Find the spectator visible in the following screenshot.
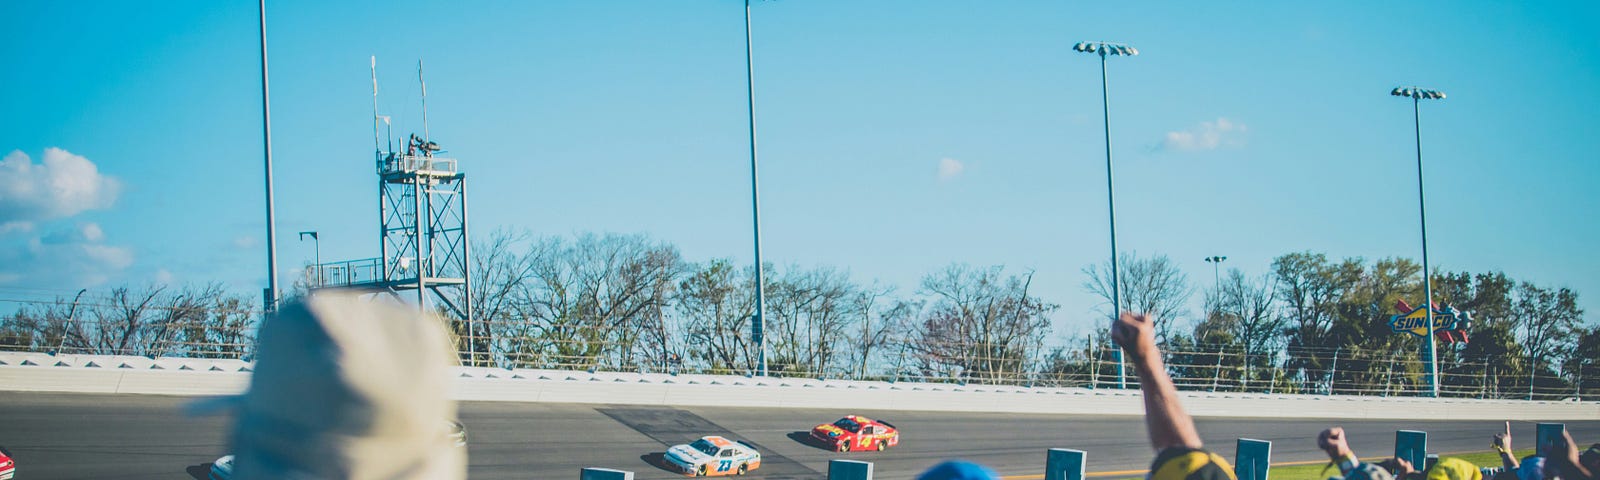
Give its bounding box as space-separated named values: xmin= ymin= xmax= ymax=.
xmin=1552 ymin=431 xmax=1596 ymax=480
xmin=1319 ymin=426 xmax=1483 ymax=480
xmin=1491 ymin=421 xmax=1549 ymax=480
xmin=1420 ymin=457 xmax=1487 ymax=480
xmin=1583 ymin=443 xmax=1600 ymax=477
xmin=1110 ymin=312 xmax=1237 ymax=480
xmin=1317 ymin=427 xmax=1395 ymax=480
xmin=916 ymin=311 xmax=1237 ymax=480
xmin=227 ymin=291 xmax=466 ymax=480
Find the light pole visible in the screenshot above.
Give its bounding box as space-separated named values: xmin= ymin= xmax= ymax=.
xmin=299 ymin=231 xmax=320 ymax=287
xmin=258 ymin=0 xmax=280 ymax=313
xmin=743 ymin=0 xmax=768 ymax=377
xmin=1075 ymin=40 xmax=1137 ymax=389
xmin=1391 ymin=85 xmax=1446 ymax=397
xmin=1204 ymin=255 xmax=1227 ymax=288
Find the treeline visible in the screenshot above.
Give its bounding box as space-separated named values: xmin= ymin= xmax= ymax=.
xmin=1049 ymin=252 xmax=1597 ymax=399
xmin=461 ymin=230 xmax=1056 ymax=385
xmin=0 ymin=283 xmax=256 ymax=359
xmin=0 ymin=231 xmax=1593 ymax=400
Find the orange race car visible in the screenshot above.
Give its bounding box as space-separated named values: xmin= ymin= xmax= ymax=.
xmin=809 ymin=415 xmax=899 ymax=452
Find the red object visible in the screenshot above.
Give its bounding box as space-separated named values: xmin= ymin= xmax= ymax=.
xmin=0 ymin=450 xmax=15 ymax=480
xmin=810 ymin=415 xmax=900 ymax=452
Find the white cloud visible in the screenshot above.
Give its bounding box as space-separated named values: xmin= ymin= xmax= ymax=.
xmin=154 ymin=268 xmax=175 ymax=284
xmin=0 ymin=148 xmax=120 ymax=228
xmin=1161 ymin=117 xmax=1248 ymax=151
xmin=0 ymin=222 xmax=134 ymax=288
xmin=233 ymin=235 xmax=259 ymax=249
xmin=937 ymin=158 xmax=965 ymax=181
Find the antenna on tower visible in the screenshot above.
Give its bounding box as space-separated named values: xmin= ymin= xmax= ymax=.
xmin=370 ymin=56 xmax=380 ymax=154
xmin=418 ymin=59 xmax=430 ymax=143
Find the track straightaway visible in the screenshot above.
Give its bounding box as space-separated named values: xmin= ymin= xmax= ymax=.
xmin=600 ymin=406 xmax=820 ymax=478
xmin=1 ymin=392 xmax=1596 ymax=480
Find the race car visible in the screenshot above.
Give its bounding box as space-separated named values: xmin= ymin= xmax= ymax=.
xmin=0 ymin=450 xmax=14 ymax=480
xmin=663 ymin=435 xmax=762 ymax=477
xmin=810 ymin=414 xmax=899 ymax=452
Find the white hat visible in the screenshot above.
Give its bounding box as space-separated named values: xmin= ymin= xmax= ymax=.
xmin=229 ymin=291 xmax=465 ymax=480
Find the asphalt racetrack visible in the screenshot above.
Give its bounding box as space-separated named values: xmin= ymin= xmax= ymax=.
xmin=2 ymin=392 xmax=1596 ymax=480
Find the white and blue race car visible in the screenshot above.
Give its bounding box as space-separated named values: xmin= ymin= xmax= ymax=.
xmin=664 ymin=435 xmax=762 ymax=477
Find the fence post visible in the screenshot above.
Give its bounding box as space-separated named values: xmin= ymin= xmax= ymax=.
xmin=1046 ymin=448 xmax=1087 ymax=480
xmin=1384 ymin=357 xmax=1396 ymax=397
xmin=1236 ymin=439 xmax=1272 ymax=480
xmin=1268 ymin=352 xmax=1279 ymax=394
xmin=1211 ymin=345 xmax=1224 ymax=392
xmin=1328 ymin=346 xmax=1340 ymax=395
xmin=829 ymin=459 xmax=873 ymax=480
xmin=1529 ymin=358 xmax=1537 ymax=400
xmin=1243 ymin=349 xmax=1253 ymax=392
xmin=1480 ymin=363 xmax=1489 ymax=399
xmin=579 ymin=467 xmax=633 ymax=480
xmin=1089 ymin=334 xmax=1100 ymax=390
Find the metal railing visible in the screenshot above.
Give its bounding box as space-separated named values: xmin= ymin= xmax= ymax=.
xmin=309 ymin=258 xmax=385 ymax=288
xmin=378 ymin=154 xmax=456 ymax=176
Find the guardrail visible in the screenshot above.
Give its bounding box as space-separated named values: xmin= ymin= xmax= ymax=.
xmin=2 ymin=352 xmax=1595 ymax=420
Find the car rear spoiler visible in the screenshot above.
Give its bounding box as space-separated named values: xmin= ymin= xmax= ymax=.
xmin=879 ymin=420 xmax=896 ymax=429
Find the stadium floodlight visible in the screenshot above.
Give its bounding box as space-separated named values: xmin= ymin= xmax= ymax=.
xmin=1204 ymin=255 xmax=1227 ymax=288
xmin=1391 ymin=85 xmax=1447 ymax=398
xmin=1074 ymin=41 xmax=1139 ymax=56
xmin=1391 ymin=87 xmax=1446 ymax=100
xmin=1074 ymin=40 xmax=1137 ymax=390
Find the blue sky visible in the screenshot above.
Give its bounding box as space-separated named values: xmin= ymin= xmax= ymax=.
xmin=3 ymin=0 xmax=1597 ymax=337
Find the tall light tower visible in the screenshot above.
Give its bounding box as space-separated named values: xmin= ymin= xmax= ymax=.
xmin=258 ymin=0 xmax=280 ymax=313
xmin=1391 ymin=85 xmax=1446 ymax=397
xmin=1204 ymin=255 xmax=1227 ymax=288
xmin=1075 ymin=40 xmax=1138 ymax=389
xmin=744 ymin=0 xmax=768 ymax=377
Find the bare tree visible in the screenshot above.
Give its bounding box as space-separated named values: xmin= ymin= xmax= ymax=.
xmin=464 ymin=228 xmax=537 ymax=366
xmin=763 ymin=265 xmax=871 ymax=376
xmin=1083 ymin=252 xmax=1193 ymax=345
xmin=83 ymin=285 xmax=168 ymax=356
xmin=850 ymin=288 xmax=918 ymax=379
xmin=912 ymin=264 xmax=1057 ymax=384
xmin=507 ymin=233 xmax=681 ymax=370
xmin=676 ymin=259 xmax=757 ymax=374
xmin=1197 ymin=269 xmax=1283 ymax=389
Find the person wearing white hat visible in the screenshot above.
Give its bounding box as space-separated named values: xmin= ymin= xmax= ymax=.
xmin=226 ymin=291 xmax=465 ymax=480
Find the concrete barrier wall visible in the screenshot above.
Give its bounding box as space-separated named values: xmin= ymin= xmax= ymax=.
xmin=2 ymin=352 xmax=1595 ymax=420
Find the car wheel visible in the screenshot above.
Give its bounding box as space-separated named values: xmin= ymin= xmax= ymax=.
xmin=837 ymin=441 xmax=850 ymax=453
xmin=738 ymin=463 xmax=748 ymax=475
xmin=698 ymin=465 xmax=707 ymax=477
xmin=876 ymin=440 xmax=886 ymax=452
